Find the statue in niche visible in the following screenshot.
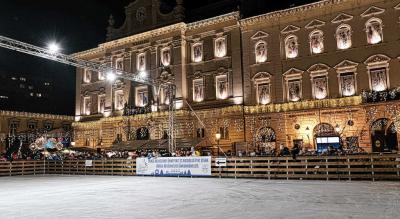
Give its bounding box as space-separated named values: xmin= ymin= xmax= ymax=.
xmin=138 ymin=55 xmax=145 ymax=71
xmin=285 ymin=37 xmax=298 ymax=58
xmin=258 ymin=84 xmax=270 ymax=104
xmin=337 ymin=26 xmax=351 ymax=49
xmin=288 ymin=80 xmax=301 ymax=101
xmin=314 ymin=77 xmax=327 ymax=99
xmin=310 ymin=32 xmax=324 ymax=54
xmin=193 ymin=44 xmax=202 ymax=62
xmin=366 ymin=21 xmax=382 ymax=44
xmin=215 ymin=38 xmax=226 ymax=58
xmin=217 ymin=77 xmax=228 ymax=99
xmin=255 ymin=42 xmax=267 ymax=63
xmin=370 ymin=68 xmax=387 ymax=92
xmin=341 ymin=75 xmax=355 ymax=96
xmin=161 ymin=49 xmax=171 ymax=66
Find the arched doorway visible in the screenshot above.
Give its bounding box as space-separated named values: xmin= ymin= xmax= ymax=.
xmin=256 ymin=127 xmax=276 ymax=152
xmin=136 ymin=127 xmax=150 ymax=140
xmin=313 ymin=123 xmax=340 ymax=152
xmin=371 ymin=118 xmax=398 ymax=152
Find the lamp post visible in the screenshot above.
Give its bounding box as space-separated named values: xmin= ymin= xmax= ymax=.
xmin=215 ymin=132 xmax=221 ymax=157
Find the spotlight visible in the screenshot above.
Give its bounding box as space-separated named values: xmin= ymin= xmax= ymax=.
xmin=106 ymin=71 xmax=116 ymax=81
xmin=47 ymin=42 xmax=60 ymax=53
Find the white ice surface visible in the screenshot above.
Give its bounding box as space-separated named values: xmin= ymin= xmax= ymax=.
xmin=0 ymin=175 xmax=399 ymax=219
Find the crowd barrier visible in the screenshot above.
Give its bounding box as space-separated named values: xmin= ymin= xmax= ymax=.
xmin=1 ymin=154 xmax=399 ymax=181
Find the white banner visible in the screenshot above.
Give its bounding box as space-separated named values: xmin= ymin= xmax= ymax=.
xmin=136 ymin=156 xmax=211 ymax=176
xmin=85 ymin=160 xmax=93 ymax=167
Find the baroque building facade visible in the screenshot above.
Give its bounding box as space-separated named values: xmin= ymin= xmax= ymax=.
xmin=73 ymin=0 xmax=400 ymax=154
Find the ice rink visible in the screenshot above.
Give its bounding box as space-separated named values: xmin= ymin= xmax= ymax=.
xmin=0 ymin=175 xmax=399 ymax=219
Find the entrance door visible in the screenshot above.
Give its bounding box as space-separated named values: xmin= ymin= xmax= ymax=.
xmin=371 ymin=119 xmax=398 ymax=152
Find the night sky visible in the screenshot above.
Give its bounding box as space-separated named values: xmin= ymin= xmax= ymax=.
xmin=0 ymin=0 xmax=317 ymax=116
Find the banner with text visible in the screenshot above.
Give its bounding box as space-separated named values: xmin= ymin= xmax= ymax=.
xmin=136 ymin=156 xmax=211 ymax=176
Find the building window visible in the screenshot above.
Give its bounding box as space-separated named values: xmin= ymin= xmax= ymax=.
xmin=339 ymin=73 xmax=356 ymax=96
xmin=336 ymin=24 xmax=352 ymax=50
xmin=83 ymin=69 xmax=91 ymax=83
xmin=83 ymin=96 xmax=91 ymax=115
xmin=160 ymin=47 xmax=171 ymax=67
xmin=215 ymin=74 xmax=228 ymax=100
xmin=364 ymin=54 xmax=390 ymax=92
xmin=252 ymin=72 xmax=272 ymax=105
xmin=20 ymin=77 xmax=26 ymax=82
xmin=193 ymin=78 xmax=204 ymax=102
xmin=257 ymin=83 xmax=271 ymax=105
xmin=284 ymin=35 xmax=299 ymax=59
xmin=98 ymin=95 xmax=106 ymax=114
xmin=36 ymin=93 xmax=42 ymax=98
xmin=313 ymin=77 xmax=328 ymax=99
xmin=369 ymin=68 xmax=388 ymax=91
xmin=191 ymin=42 xmax=203 ymax=63
xmin=115 ymin=58 xmax=124 ymax=71
xmin=287 ymin=80 xmax=301 ymax=101
xmin=308 ymin=64 xmax=330 ymax=100
xmin=334 ymin=60 xmax=358 ymax=97
xmin=114 ymin=90 xmax=125 ymax=110
xmin=160 ymin=86 xmax=171 ymax=105
xmin=197 ymin=128 xmax=205 ymax=138
xmin=137 ymin=53 xmax=146 ymax=72
xmin=44 ymin=82 xmax=51 ymax=86
xmin=219 ymin=127 xmax=229 ymax=140
xmin=283 ymin=68 xmax=303 ymax=102
xmin=309 ymin=30 xmax=324 ymax=54
xmin=255 ymin=41 xmax=267 ymax=63
xmin=214 ymin=37 xmax=227 ymax=58
xmin=135 ymin=86 xmax=148 ymax=107
xmin=366 ymin=18 xmax=383 ymax=44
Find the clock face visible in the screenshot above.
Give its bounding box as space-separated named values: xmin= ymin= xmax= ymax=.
xmin=136 ymin=7 xmax=146 ymax=22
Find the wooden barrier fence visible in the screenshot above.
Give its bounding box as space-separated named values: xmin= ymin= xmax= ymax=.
xmin=1 ymin=154 xmax=399 ymax=181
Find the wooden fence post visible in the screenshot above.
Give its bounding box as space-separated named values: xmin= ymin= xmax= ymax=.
xmin=326 ymin=158 xmax=329 ymax=181
xmin=347 ymin=158 xmax=351 ymax=181
xmin=371 ymin=156 xmax=375 ymax=182
xmin=267 ymin=159 xmax=270 ymax=180
xmin=286 ymin=158 xmax=289 ymax=180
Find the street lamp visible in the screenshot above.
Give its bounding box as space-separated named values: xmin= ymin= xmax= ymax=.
xmin=215 ymin=132 xmax=221 ymax=157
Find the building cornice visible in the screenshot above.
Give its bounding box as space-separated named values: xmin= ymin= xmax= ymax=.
xmin=72 ymin=22 xmax=187 ymax=59
xmin=240 ymin=0 xmax=346 ymax=27
xmin=0 ymin=110 xmax=74 ymax=121
xmin=187 ymin=12 xmax=240 ymax=30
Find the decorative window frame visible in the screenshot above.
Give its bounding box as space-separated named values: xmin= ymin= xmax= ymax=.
xmin=136 ymin=52 xmax=146 ymax=72
xmin=309 ymin=29 xmax=324 ymax=55
xmin=307 ymin=64 xmax=330 ymax=100
xmin=283 ymin=68 xmax=304 ymax=102
xmin=83 ymin=96 xmax=91 ymax=115
xmin=284 ymin=35 xmax=299 ymax=59
xmin=365 ymin=17 xmax=383 ymax=45
xmin=214 ymin=36 xmax=227 ymax=58
xmin=192 ymin=78 xmax=205 ymax=102
xmin=334 ymin=60 xmax=359 ymax=97
xmin=160 ymin=86 xmax=171 ymax=105
xmin=252 ymin=72 xmax=272 ymax=105
xmin=98 ymin=71 xmax=105 ymax=81
xmin=254 ymin=40 xmax=268 ymax=63
xmin=160 ymin=46 xmax=171 ymax=67
xmin=135 ymin=86 xmax=148 ymax=107
xmin=27 ymin=120 xmax=37 ymax=130
xmin=191 ymin=42 xmax=203 ymax=63
xmin=114 ymin=89 xmax=125 ymax=110
xmin=215 ymin=74 xmax=229 ymax=100
xmin=98 ymin=94 xmax=106 ymax=114
xmin=336 ymin=24 xmax=352 ymax=50
xmin=364 ymin=54 xmax=390 ymax=92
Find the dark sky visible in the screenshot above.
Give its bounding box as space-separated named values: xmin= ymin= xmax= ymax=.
xmin=0 ymin=0 xmax=317 ymax=116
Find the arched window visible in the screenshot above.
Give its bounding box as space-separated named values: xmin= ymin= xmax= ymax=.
xmin=285 ymin=35 xmax=298 ymax=59
xmin=255 ymin=41 xmax=267 ymax=63
xmin=136 ymin=127 xmax=149 ymax=140
xmin=257 ymin=127 xmax=276 ymax=143
xmin=309 ymin=30 xmax=324 ymax=54
xmin=336 ymin=24 xmax=352 ymax=49
xmin=366 ymin=18 xmax=383 ymax=44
